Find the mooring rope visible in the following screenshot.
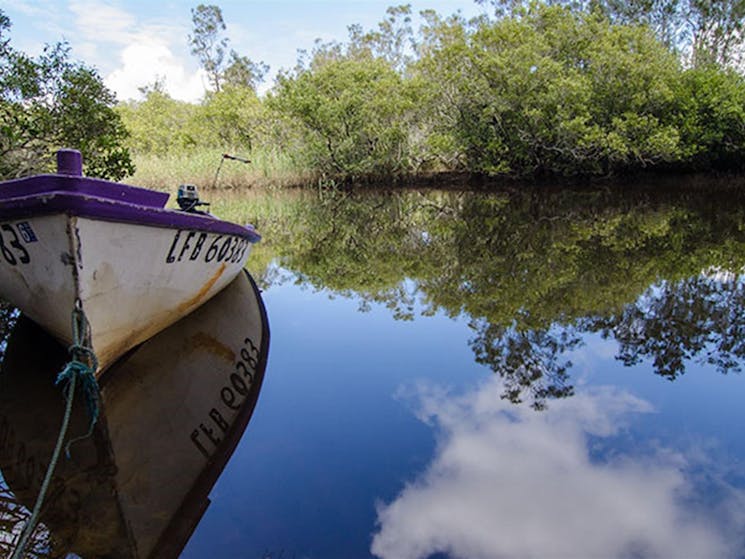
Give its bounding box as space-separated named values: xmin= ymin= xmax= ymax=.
xmin=11 ymin=304 xmax=99 ymax=559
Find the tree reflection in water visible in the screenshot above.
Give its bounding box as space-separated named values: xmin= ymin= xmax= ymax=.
xmin=470 ymin=322 xmax=580 ymax=410
xmin=0 ymin=478 xmax=52 ymax=559
xmin=588 ymin=270 xmax=745 ymax=379
xmin=4 ymin=184 xmax=745 ymax=411
xmin=230 ymin=183 xmax=745 ymax=409
xmin=0 ymin=301 xmax=17 ymax=368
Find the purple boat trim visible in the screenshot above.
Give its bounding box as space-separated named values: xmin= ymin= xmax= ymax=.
xmin=0 ymin=174 xmax=168 ymax=208
xmin=0 ymin=150 xmax=260 ymax=242
xmin=0 ymin=191 xmax=261 ymax=242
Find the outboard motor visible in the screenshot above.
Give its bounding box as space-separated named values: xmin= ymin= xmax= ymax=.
xmin=177 ymin=184 xmax=210 ymax=213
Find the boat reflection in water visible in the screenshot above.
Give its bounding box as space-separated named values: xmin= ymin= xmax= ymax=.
xmin=0 ymin=269 xmax=269 ymax=558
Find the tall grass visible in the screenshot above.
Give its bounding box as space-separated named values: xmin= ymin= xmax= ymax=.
xmin=127 ymin=147 xmax=317 ymax=191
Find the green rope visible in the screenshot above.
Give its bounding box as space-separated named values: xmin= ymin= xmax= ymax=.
xmin=62 ymin=303 xmax=100 ymax=455
xmin=11 ymin=305 xmax=99 ymax=559
xmin=56 ymin=357 xmax=99 ymax=458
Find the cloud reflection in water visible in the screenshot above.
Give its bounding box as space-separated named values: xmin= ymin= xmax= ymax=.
xmin=372 ymin=379 xmax=745 ymax=559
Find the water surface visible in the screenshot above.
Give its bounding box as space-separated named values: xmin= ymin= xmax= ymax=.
xmin=7 ymin=184 xmax=745 ymax=558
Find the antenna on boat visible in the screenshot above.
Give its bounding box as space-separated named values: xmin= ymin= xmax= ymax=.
xmin=212 ymin=153 xmax=251 ymax=189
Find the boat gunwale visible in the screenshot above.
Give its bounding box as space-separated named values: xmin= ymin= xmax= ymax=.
xmin=0 ymin=172 xmax=168 ymax=207
xmin=0 ymin=190 xmax=261 ymax=241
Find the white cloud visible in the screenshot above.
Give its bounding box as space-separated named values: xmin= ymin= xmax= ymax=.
xmin=61 ymin=0 xmax=205 ymax=102
xmin=105 ymin=41 xmax=206 ymax=102
xmin=372 ymin=379 xmax=745 ymax=559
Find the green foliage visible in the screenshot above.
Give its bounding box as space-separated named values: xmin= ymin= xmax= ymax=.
xmin=128 ymin=147 xmax=310 ymax=190
xmin=222 ymin=53 xmax=269 ymax=91
xmin=685 ymin=0 xmax=745 ymax=68
xmin=674 ymin=66 xmax=745 ymax=170
xmin=197 ymin=85 xmax=266 ymax=150
xmin=480 ymin=0 xmax=745 ymax=69
xmin=0 ymin=10 xmax=132 ymax=180
xmin=118 ymin=2 xmax=745 ymax=182
xmin=415 ymin=5 xmax=683 ymax=177
xmin=270 ymin=53 xmax=415 ymax=179
xmin=116 ymin=86 xmax=199 ymax=155
xmin=347 ymin=5 xmax=415 ymax=72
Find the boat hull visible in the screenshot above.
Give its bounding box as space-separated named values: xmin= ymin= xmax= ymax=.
xmin=0 ymin=213 xmax=254 ymax=372
xmin=0 ymin=269 xmax=270 ymax=558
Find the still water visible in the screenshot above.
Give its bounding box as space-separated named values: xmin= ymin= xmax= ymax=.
xmin=5 ymin=184 xmax=745 ymax=558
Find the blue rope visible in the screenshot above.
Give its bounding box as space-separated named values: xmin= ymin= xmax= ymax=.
xmin=56 ymin=356 xmax=99 ymax=458
xmin=11 ymin=306 xmax=99 ymax=558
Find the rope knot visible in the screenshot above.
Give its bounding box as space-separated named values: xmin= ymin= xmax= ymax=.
xmin=55 ymin=358 xmax=100 ymax=429
xmin=56 ymin=306 xmax=101 ymax=457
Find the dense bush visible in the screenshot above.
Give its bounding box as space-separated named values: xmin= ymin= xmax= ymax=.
xmin=415 ymin=6 xmax=686 ymax=177
xmin=674 ymin=66 xmax=745 ymax=171
xmin=269 ymin=55 xmax=415 ymax=179
xmin=117 ymin=2 xmax=745 ymax=183
xmin=116 ymin=86 xmax=199 ymax=155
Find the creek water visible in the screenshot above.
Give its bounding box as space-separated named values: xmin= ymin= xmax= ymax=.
xmin=4 ymin=183 xmax=745 ymax=558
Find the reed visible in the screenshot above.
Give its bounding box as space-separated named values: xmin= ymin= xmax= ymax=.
xmin=127 ymin=148 xmax=316 ymax=191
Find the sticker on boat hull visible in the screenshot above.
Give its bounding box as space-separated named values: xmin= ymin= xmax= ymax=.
xmin=16 ymin=222 xmax=38 ymax=243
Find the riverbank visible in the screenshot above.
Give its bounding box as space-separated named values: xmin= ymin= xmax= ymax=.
xmin=128 ymin=151 xmax=745 ymax=194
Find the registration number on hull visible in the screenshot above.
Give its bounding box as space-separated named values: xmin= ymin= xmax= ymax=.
xmin=165 ymin=230 xmax=249 ymax=265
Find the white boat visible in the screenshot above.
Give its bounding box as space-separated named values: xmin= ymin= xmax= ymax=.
xmin=0 ymin=149 xmax=260 ymax=374
xmin=0 ymin=269 xmax=270 ymax=558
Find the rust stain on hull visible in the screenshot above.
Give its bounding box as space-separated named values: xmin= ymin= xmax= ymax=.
xmin=188 ymin=332 xmax=236 ymax=363
xmin=177 ymin=263 xmax=227 ymax=316
xmin=95 ymin=264 xmax=230 ymax=377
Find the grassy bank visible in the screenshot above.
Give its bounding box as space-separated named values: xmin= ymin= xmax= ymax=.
xmin=127 ymin=148 xmax=317 ymax=191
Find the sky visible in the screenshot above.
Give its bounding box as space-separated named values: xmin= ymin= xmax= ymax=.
xmin=3 ymin=0 xmax=486 ymax=102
